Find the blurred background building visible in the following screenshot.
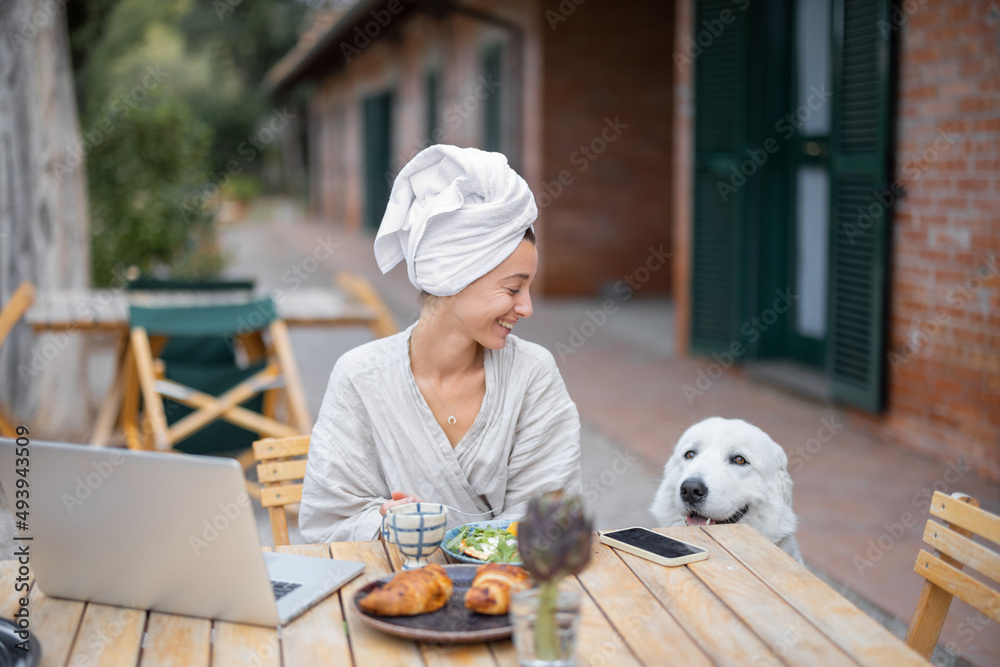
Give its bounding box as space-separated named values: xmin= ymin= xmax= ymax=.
xmin=265 ymin=0 xmax=999 ymax=483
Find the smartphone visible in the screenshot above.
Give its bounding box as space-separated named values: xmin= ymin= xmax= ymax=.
xmin=599 ymin=527 xmax=709 ymax=567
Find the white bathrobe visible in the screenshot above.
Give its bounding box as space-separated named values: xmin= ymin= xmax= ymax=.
xmin=299 ymin=325 xmax=582 ymax=543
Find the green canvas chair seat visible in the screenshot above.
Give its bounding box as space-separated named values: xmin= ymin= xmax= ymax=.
xmin=128 ymin=297 xmax=310 ymax=453
xmin=126 ymin=276 xmax=255 ymax=366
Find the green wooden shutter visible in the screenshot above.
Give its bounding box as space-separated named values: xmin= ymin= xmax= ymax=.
xmin=689 ymin=0 xmax=750 ymax=353
xmin=363 ymin=91 xmax=394 ymax=231
xmin=482 ymin=44 xmax=503 ymax=153
xmin=827 ymin=0 xmax=893 ymax=412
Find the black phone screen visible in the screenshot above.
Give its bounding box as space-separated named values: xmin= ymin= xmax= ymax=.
xmin=604 ymin=528 xmax=704 ymax=558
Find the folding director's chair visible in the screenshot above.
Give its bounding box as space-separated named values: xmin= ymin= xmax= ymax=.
xmin=127 ymin=297 xmax=310 ymax=454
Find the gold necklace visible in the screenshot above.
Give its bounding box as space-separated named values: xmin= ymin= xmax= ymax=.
xmin=409 ymin=338 xmax=479 ymax=425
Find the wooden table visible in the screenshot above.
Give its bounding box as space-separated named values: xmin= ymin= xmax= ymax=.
xmin=23 ymin=283 xmax=393 ymax=446
xmin=0 ymin=525 xmax=929 ymax=666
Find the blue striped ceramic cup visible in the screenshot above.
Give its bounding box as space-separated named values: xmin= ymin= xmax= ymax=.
xmin=381 ymin=503 xmax=448 ymax=570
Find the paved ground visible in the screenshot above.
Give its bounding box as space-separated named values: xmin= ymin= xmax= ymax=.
xmin=1 ymin=199 xmax=996 ymax=664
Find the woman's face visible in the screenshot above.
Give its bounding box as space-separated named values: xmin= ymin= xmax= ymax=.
xmin=448 ymin=239 xmax=537 ymax=349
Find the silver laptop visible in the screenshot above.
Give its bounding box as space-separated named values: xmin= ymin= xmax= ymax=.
xmin=0 ymin=438 xmax=363 ymax=626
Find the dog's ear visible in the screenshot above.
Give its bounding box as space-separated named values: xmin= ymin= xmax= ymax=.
xmin=768 ymin=441 xmax=794 ymax=506
xmin=774 ymin=468 xmax=794 ymax=507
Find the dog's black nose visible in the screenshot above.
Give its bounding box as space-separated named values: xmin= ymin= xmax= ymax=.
xmin=680 ymin=478 xmax=708 ymax=503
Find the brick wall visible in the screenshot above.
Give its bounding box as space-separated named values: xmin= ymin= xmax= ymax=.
xmin=539 ymin=0 xmax=674 ymax=297
xmin=853 ymin=0 xmax=1000 ymax=481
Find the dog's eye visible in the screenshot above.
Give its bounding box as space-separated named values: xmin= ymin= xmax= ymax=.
xmin=731 ymin=455 xmax=749 ymax=466
xmin=684 ymin=450 xmax=696 ymax=459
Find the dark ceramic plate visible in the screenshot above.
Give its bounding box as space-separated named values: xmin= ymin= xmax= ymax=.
xmin=352 ymin=564 xmax=512 ymax=643
xmin=0 ymin=617 xmax=41 ymax=667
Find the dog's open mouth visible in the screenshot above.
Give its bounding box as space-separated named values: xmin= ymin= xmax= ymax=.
xmin=685 ymin=505 xmax=749 ymax=526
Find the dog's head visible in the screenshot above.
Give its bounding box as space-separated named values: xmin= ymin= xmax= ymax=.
xmin=649 ymin=417 xmax=797 ymax=544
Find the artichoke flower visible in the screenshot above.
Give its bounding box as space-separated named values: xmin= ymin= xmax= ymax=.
xmin=517 ymin=491 xmax=593 ymax=661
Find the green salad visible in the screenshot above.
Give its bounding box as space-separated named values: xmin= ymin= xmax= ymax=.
xmin=446 ymin=524 xmax=520 ymax=563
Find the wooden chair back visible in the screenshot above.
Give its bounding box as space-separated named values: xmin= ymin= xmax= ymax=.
xmin=253 ymin=434 xmax=310 ymax=547
xmin=0 ymin=282 xmax=36 ymax=436
xmin=905 ymin=491 xmax=1000 ymax=658
xmin=337 ymin=271 xmax=398 ymax=338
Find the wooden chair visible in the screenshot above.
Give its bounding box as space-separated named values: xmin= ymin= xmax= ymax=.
xmin=337 ymin=271 xmax=398 ymax=338
xmin=905 ymin=491 xmax=1000 ymax=659
xmin=253 ymin=434 xmax=310 ymax=547
xmin=129 ymin=297 xmax=311 ymax=452
xmin=0 ymin=281 xmax=36 ymax=436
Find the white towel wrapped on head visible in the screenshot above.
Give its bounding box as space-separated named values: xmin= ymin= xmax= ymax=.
xmin=374 ymin=144 xmax=537 ymax=296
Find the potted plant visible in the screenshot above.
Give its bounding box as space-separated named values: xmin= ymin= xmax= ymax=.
xmin=514 ymin=490 xmax=593 ymax=665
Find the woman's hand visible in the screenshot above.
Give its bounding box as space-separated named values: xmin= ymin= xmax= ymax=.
xmin=379 ymin=490 xmax=424 ymax=515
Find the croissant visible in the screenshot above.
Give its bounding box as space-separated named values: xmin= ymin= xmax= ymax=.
xmin=464 ymin=563 xmax=532 ymax=615
xmin=359 ymin=563 xmax=454 ymax=616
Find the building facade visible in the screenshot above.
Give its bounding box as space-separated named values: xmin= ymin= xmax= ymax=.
xmin=269 ymin=0 xmax=998 ymax=481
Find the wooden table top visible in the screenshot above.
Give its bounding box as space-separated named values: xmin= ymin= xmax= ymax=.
xmin=0 ymin=525 xmax=929 ymax=666
xmin=24 ymin=287 xmax=378 ymax=332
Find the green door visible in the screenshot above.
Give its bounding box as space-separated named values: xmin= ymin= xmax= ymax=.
xmin=690 ymin=0 xmax=893 ymax=412
xmin=363 ymin=91 xmax=394 ymax=231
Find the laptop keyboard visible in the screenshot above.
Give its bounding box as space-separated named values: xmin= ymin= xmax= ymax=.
xmin=271 ymin=580 xmax=302 ymax=600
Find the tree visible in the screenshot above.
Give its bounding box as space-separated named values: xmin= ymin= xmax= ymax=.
xmin=0 ymin=0 xmax=92 ymax=432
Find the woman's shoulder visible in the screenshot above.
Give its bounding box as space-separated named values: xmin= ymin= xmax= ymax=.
xmin=332 ymin=330 xmax=407 ymax=381
xmin=498 ymin=335 xmax=560 ymax=374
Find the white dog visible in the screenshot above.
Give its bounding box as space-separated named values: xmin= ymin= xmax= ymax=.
xmin=649 ymin=417 xmax=802 ymax=562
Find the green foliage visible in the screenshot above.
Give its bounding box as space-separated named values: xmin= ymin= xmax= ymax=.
xmin=67 ymin=0 xmax=313 ymax=285
xmin=87 ymin=92 xmax=219 ymax=286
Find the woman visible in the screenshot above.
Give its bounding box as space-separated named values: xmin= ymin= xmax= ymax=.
xmin=299 ymin=145 xmax=582 ymax=543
